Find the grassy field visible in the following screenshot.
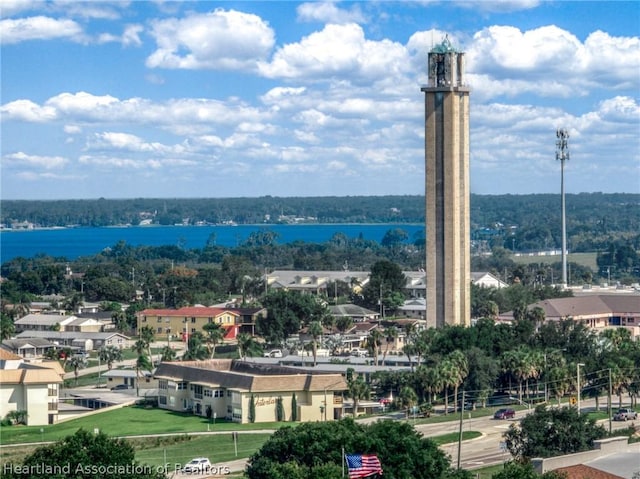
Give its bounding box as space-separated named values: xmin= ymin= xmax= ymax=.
xmin=511 ymin=252 xmax=598 ymax=271
xmin=0 ymin=405 xmax=492 ymax=473
xmin=133 ymin=433 xmax=272 ymax=468
xmin=0 ymin=406 xmax=283 ymax=445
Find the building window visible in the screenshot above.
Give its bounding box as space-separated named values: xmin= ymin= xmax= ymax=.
xmin=177 ymin=382 xmax=188 ymax=390
xmin=159 ymin=380 xmax=168 ymax=390
xmin=157 ymin=327 xmax=163 ymax=333
xmin=142 ymin=317 xmax=147 ymax=322
xmin=157 ymin=317 xmax=162 ymax=322
xmin=204 ymin=389 xmax=212 ymax=397
xmin=193 ymin=385 xmax=203 ymax=399
xmin=48 ymin=384 xmax=58 ymax=396
xmin=191 ymin=317 xmax=196 ymax=323
xmin=159 ymin=396 xmax=167 ymax=405
xmin=191 ymin=328 xmax=196 ymax=333
xmin=208 ymin=317 xmax=213 ymax=323
xmin=48 ymin=401 xmax=58 ymax=411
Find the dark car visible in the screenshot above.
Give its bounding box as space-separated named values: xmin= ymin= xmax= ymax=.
xmin=494 ymin=408 xmax=516 ymax=419
xmin=110 ymin=384 xmax=130 ymax=391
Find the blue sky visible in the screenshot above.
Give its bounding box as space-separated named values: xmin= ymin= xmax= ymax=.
xmin=1 ymin=1 xmax=639 ymax=199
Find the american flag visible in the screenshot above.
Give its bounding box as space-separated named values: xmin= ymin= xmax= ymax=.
xmin=345 ymin=454 xmax=383 ymax=478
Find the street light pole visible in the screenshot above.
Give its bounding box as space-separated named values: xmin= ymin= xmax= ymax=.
xmin=577 ymin=363 xmax=585 ymax=414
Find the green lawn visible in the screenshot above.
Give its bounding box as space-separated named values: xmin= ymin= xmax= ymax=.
xmin=0 ymin=406 xmax=282 ymax=445
xmin=133 ymin=433 xmax=271 ymax=468
xmin=511 ymin=251 xmax=598 ymax=271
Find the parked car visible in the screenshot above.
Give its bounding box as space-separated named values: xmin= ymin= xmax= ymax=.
xmin=263 ymin=349 xmax=283 ymax=358
xmin=613 ymin=408 xmax=638 ymax=421
xmin=110 ymin=384 xmax=130 ymax=391
xmin=182 ymin=457 xmax=212 ymax=473
xmin=493 ymin=408 xmax=516 ymax=420
xmin=350 ymin=348 xmax=368 ymax=357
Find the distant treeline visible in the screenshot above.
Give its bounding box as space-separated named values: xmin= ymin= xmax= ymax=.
xmin=2 ymin=193 xmax=638 ymax=230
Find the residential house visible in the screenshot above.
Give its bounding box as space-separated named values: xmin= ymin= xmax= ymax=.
xmin=1 ymin=338 xmax=58 ymax=358
xmin=154 ymin=359 xmax=347 ymax=423
xmin=14 ymin=314 xmax=76 ymax=333
xmin=16 ymin=331 xmax=131 ymax=352
xmin=0 ymin=349 xmax=63 ymax=425
xmin=266 ymin=270 xmax=370 ymax=296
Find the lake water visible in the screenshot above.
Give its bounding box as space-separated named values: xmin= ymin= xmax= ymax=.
xmin=0 ymin=224 xmax=424 ymax=263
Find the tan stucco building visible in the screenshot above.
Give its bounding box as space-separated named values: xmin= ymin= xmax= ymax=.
xmin=0 ymin=349 xmax=63 ymax=425
xmin=138 ymin=307 xmax=241 ymax=341
xmin=154 ymin=359 xmax=347 ymax=424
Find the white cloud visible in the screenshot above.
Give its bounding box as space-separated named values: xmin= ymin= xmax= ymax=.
xmin=97 ymin=24 xmax=143 ymax=46
xmin=0 ymin=15 xmax=84 ymax=44
xmin=0 ymin=99 xmax=58 ymax=122
xmin=2 ymin=152 xmax=68 ymax=169
xmin=146 ymin=9 xmax=275 ymax=70
xmin=0 ymin=0 xmax=35 ymax=16
xmin=467 ymin=25 xmax=640 ymax=95
xmin=296 ymin=2 xmax=365 ymax=24
xmin=258 ymin=23 xmax=410 ymax=82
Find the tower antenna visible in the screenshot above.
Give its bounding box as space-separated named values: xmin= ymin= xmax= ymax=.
xmin=556 ymin=128 xmax=570 ymax=289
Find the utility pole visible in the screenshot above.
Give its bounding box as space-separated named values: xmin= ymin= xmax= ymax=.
xmin=556 ymin=129 xmax=570 ymax=289
xmin=608 ymin=368 xmax=612 ymax=433
xmin=577 ymin=363 xmax=585 ymax=414
xmin=457 ymin=390 xmax=465 ymax=470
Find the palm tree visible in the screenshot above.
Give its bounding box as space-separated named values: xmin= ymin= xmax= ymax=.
xmin=203 ymin=322 xmax=225 ymax=359
xmin=308 ymin=320 xmax=323 ymax=366
xmin=0 ymin=313 xmax=15 ymax=340
xmin=347 ymin=376 xmax=369 ymax=418
xmin=382 ymin=326 xmax=398 ymax=364
xmin=183 ymin=331 xmax=209 ymax=360
xmin=67 ymin=356 xmax=87 ymax=386
xmin=366 ymin=329 xmax=383 ymax=366
xmin=236 ymin=333 xmax=261 ymax=360
xmin=134 ymin=353 xmax=152 ymax=396
xmin=98 ymin=345 xmax=123 ymax=370
xmin=139 ymin=325 xmax=155 ymax=364
xmin=438 ymin=359 xmax=457 ymax=415
xmin=160 ymin=345 xmax=177 ymax=362
xmin=397 ymin=385 xmax=419 ymax=418
xmin=446 ymin=350 xmax=469 ymax=412
xmin=417 ymin=365 xmax=443 ymax=405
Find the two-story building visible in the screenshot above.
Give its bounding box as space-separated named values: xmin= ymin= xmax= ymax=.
xmin=0 ymin=349 xmax=63 ymax=425
xmin=154 ymin=359 xmax=346 ymax=423
xmin=137 ymin=307 xmax=240 ymax=341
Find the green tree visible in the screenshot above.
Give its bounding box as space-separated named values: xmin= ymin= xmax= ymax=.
xmin=366 ymin=328 xmax=383 ymax=366
xmin=98 ymin=345 xmax=123 ymax=370
xmin=0 ymin=312 xmax=15 ymax=340
xmin=237 ymin=332 xmax=261 ymax=360
xmin=159 ymin=345 xmax=176 ymax=362
xmin=249 ymin=394 xmax=256 ymax=423
xmin=491 ymin=461 xmax=567 ymax=479
xmin=134 ymin=354 xmax=152 ymax=397
xmin=203 ymin=322 xmax=225 ymax=359
xmin=67 ymin=356 xmax=87 ymax=386
xmin=3 ymin=428 xmax=166 ymax=479
xmin=139 ymin=325 xmax=155 ymax=365
xmin=381 ymin=326 xmax=399 ymax=364
xmin=182 ymin=331 xmax=209 ymax=360
xmin=291 ymin=393 xmax=298 ymax=421
xmin=246 ymin=419 xmax=472 ymax=479
xmin=347 ymin=375 xmax=369 ymax=418
xmin=397 ymin=385 xmax=419 ymax=417
xmin=307 ymin=320 xmax=323 ymax=366
xmin=504 ymin=405 xmax=607 ymax=460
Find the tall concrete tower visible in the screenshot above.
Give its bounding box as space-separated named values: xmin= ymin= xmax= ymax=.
xmin=421 ymin=37 xmax=471 ymax=328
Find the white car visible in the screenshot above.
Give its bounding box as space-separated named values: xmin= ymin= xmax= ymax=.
xmin=263 ymin=349 xmax=283 ymax=358
xmin=181 ymin=457 xmax=211 ymax=473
